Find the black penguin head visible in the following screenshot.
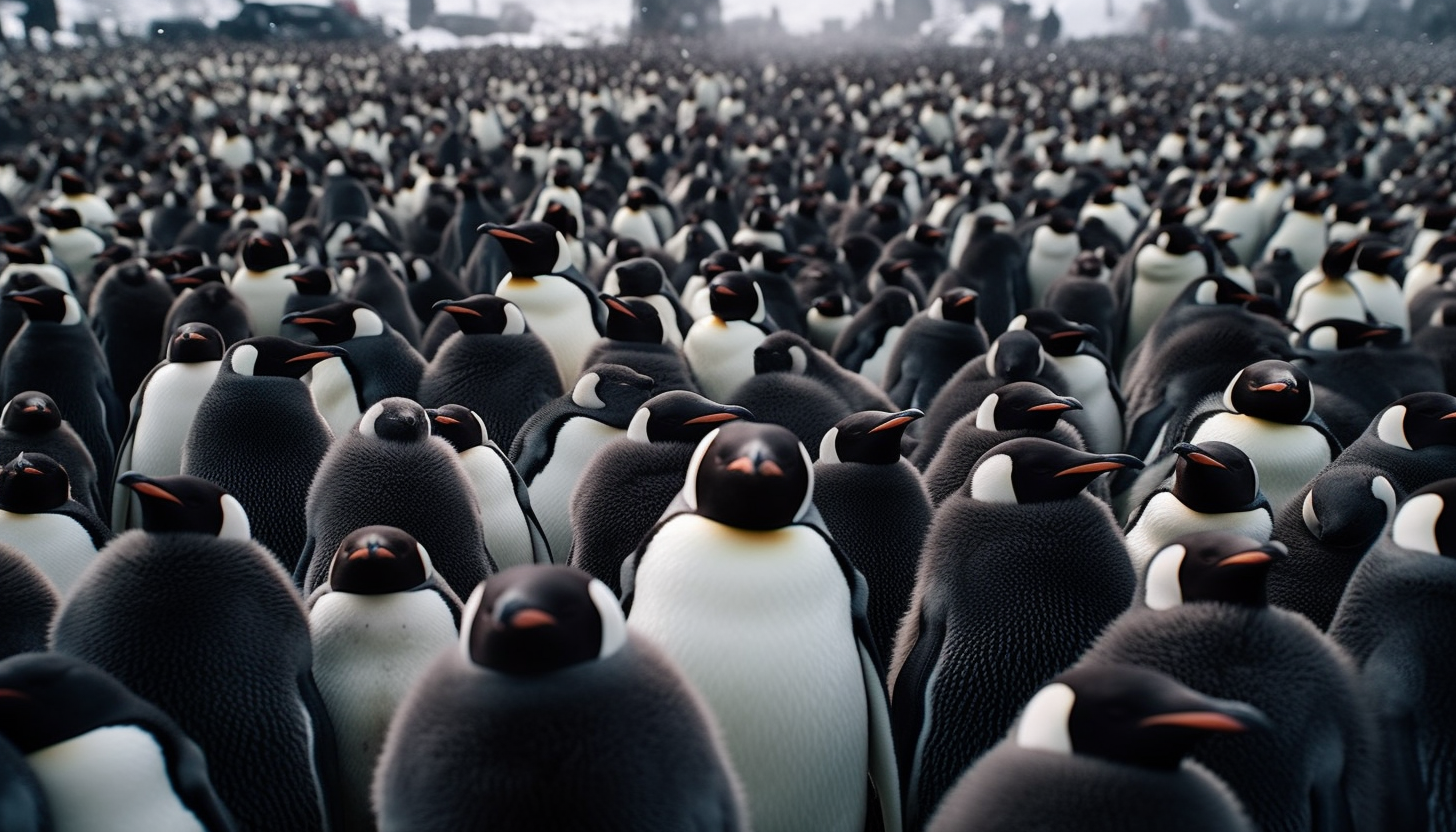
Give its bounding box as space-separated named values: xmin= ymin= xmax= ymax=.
xmin=99 ymin=260 xmax=153 ymax=288
xmin=1390 ymin=478 xmax=1456 ymax=557
xmin=223 ymin=337 xmax=346 ymax=380
xmin=811 ymin=293 xmax=851 ymax=319
xmin=928 ymin=288 xmax=978 ymax=324
xmin=1171 ymin=441 xmax=1261 ymax=513
xmin=909 ymin=223 xmax=946 ymax=246
xmin=461 ymin=565 xmax=626 ymax=675
xmin=974 ymin=382 xmax=1082 ymax=432
xmin=570 ymin=364 xmax=655 ymax=416
xmin=0 ymin=453 xmax=69 ymax=513
xmin=167 ymin=265 xmax=227 ymax=294
xmin=627 ymin=391 xmax=752 ymax=444
xmin=4 ymin=286 xmax=82 ymax=325
xmin=286 ymin=266 xmax=336 ymax=296
xmin=1144 ymin=531 xmax=1286 ymax=610
xmin=477 ymin=221 xmax=572 ymax=277
xmin=165 ymin=322 xmax=226 ymax=363
xmin=328 ymin=526 xmax=434 ymax=595
xmin=0 ymin=653 xmax=177 ymax=754
xmin=239 ymin=232 xmax=293 ymax=273
xmin=358 ymin=398 xmax=429 ymax=442
xmin=1188 ymin=274 xmax=1258 ymax=306
xmin=432 ymin=295 xmax=527 ymax=335
xmin=819 ymin=409 xmax=922 ymax=465
xmin=685 ymin=421 xmax=813 ymax=530
xmin=427 ymin=404 xmax=488 ymax=450
xmin=1298 ymin=318 xmax=1402 ymax=351
xmin=968 ymin=437 xmax=1142 ymax=504
xmin=282 ymin=301 xmax=386 ymax=344
xmin=1222 ymin=360 xmax=1312 ymax=424
xmin=750 ymin=248 xmax=796 ymax=274
xmin=1046 ymin=208 xmax=1078 ymax=235
xmin=612 ymin=237 xmax=647 ymax=262
xmin=1355 ymin=244 xmax=1402 ymax=276
xmin=870 ymin=286 xmax=919 ymax=325
xmin=118 ymin=472 xmax=251 ymax=539
xmin=39 ymin=207 xmax=83 ymax=230
xmin=1151 ymin=224 xmax=1203 ymax=256
xmin=601 ymin=294 xmax=665 ymax=344
xmin=609 ymin=257 xmax=668 ymax=296
xmin=1374 ymin=392 xmax=1456 ymax=450
xmin=1015 ymin=664 xmax=1268 ymax=771
xmin=707 ymin=272 xmax=766 ymax=323
xmin=1301 ymin=468 xmax=1396 ymax=548
xmin=699 ymin=250 xmax=745 ymax=280
xmin=1008 ymin=309 xmax=1097 ymax=357
xmin=1429 ymin=301 xmax=1456 ymax=329
xmin=0 ymin=392 xmax=61 ymax=434
xmin=1318 ymin=240 xmax=1360 ymax=279
xmin=985 ymin=330 xmax=1047 ymax=380
xmin=56 ymin=168 xmax=86 ymax=195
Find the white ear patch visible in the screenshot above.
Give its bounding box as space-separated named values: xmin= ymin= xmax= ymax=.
xmin=682 ymin=428 xmax=721 ymax=511
xmin=1144 ymin=543 xmax=1188 ymax=610
xmin=970 ymin=453 xmax=1017 ymax=504
xmin=1221 ymin=373 xmax=1240 ymax=414
xmin=459 ymin=582 xmax=488 ymax=665
xmin=572 ymin=373 xmax=605 ymax=410
xmin=789 ymin=346 xmax=809 ymax=374
xmin=1377 ymin=405 xmax=1411 ymax=450
xmin=218 ymin=494 xmax=252 ymax=541
xmin=1393 ymin=492 xmax=1444 ymax=555
xmin=413 ymin=541 xmax=437 ymax=578
xmin=750 ymin=282 xmax=768 ymax=325
xmin=627 ymin=407 xmax=652 ymax=444
xmin=975 ymin=394 xmax=1001 ymax=431
xmin=61 ymin=295 xmax=84 ymax=326
xmin=927 ymin=298 xmax=945 ymax=320
xmin=1194 ymin=279 xmax=1219 ymax=305
xmin=1016 ymin=682 xmax=1076 ymax=754
xmin=551 ymin=231 xmax=573 ymax=274
xmin=793 ymin=441 xmax=816 ymax=522
xmin=1006 ymin=314 xmax=1028 ymax=332
xmin=1302 ymin=490 xmax=1321 ymax=537
xmin=1372 ymin=476 xmax=1397 ymax=526
xmin=502 ymin=302 xmax=528 ymax=336
xmin=985 ymin=340 xmax=1001 ymax=374
xmin=588 ymin=578 xmax=627 ymax=660
xmin=358 ymin=400 xmax=387 ymax=437
xmin=351 ymin=307 xmax=385 ymax=338
xmin=1306 ymin=325 xmax=1339 ymax=352
xmin=818 ymin=427 xmax=842 ymax=465
xmin=230 ymin=344 xmax=259 ymax=376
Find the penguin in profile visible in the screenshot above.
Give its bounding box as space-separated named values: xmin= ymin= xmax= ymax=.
xmin=374 ymin=565 xmax=747 ymax=832
xmin=417 ymin=294 xmax=562 ymax=448
xmin=228 ymin=231 xmax=299 ymax=338
xmin=1347 ymin=243 xmax=1408 ymax=338
xmin=1295 ymin=318 xmax=1443 ymax=445
xmin=1261 ymin=188 xmax=1330 ymax=272
xmin=751 ymin=330 xmax=896 ymax=413
xmin=926 ymin=664 xmax=1263 ymax=832
xmin=281 ymin=266 xmax=340 ymax=341
xmin=1086 ymin=531 xmax=1382 ymax=832
xmin=299 ymin=398 xmax=493 ymax=602
xmin=883 ymin=288 xmax=988 ymax=411
xmin=111 ymin=323 xmax=224 ymax=531
xmin=1024 ymin=207 xmax=1083 ymax=306
xmin=0 ymin=540 xmax=56 ymax=660
xmin=807 ymin=292 xmax=856 ymax=352
xmin=181 ymin=337 xmax=342 ymax=571
xmin=0 ymin=452 xmax=110 ymax=595
xmin=281 ymin=300 xmax=425 ymax=405
xmin=1008 ymin=308 xmax=1124 ymax=454
xmin=815 ymin=409 xmax=931 ymax=662
xmin=833 ymin=286 xmax=919 ymax=388
xmin=569 ymin=391 xmax=751 ymax=594
xmin=342 ymin=253 xmax=423 ymax=348
xmin=602 ymin=256 xmax=693 ymax=346
xmin=1311 ymin=392 xmax=1456 ymax=499
xmin=307 ymin=526 xmax=462 ymax=832
xmin=1046 ymin=248 xmax=1119 ymax=356
xmin=891 ymin=437 xmax=1140 ymax=830
xmin=52 ymin=472 xmax=339 ymax=832
xmin=683 ymin=271 xmax=774 ymax=402
xmin=621 ymin=422 xmax=902 ymax=832
xmin=38 ymin=207 xmax=105 ymax=287
xmin=511 ymin=364 xmax=655 ymax=560
xmin=0 ymin=652 xmax=237 ymax=832
xmin=581 ymin=294 xmax=697 ymax=393
xmin=0 ymin=391 xmax=102 ymax=520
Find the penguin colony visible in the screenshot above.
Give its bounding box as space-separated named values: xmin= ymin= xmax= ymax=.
xmin=5 ymin=30 xmax=1456 ymax=832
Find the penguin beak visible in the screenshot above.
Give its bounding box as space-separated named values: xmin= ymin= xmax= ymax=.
xmin=1139 ymin=711 xmax=1256 ymax=732
xmin=348 ymin=542 xmax=395 ymax=560
xmin=1442 ymin=412 xmax=1456 ymax=421
xmin=726 ymin=448 xmax=785 ymax=477
xmin=283 ymin=315 xmax=332 ymax=327
xmin=870 ymin=409 xmax=925 ymax=433
xmin=176 ymin=331 xmax=209 ymax=342
xmin=1360 ymin=327 xmax=1396 ymax=341
xmin=1056 ymin=454 xmax=1142 ymax=477
xmin=435 ymin=299 xmax=481 ymax=316
xmin=4 ymin=295 xmax=42 ymax=307
xmin=954 ymin=293 xmax=977 ymax=306
xmin=1174 ymin=443 xmax=1227 ymax=468
xmin=286 ymin=348 xmax=345 ymax=364
xmin=495 ymin=603 xmax=556 ymax=630
xmin=713 ymin=285 xmax=737 ymax=297
xmin=1217 ymin=550 xmax=1275 ymax=567
xmin=604 ymin=297 xmax=636 ymax=317
xmin=1029 ymin=398 xmax=1081 ymax=412
xmin=684 ymin=412 xmax=741 ymax=425
xmin=1048 ymin=329 xmax=1087 ymax=341
xmin=1254 ymin=382 xmax=1290 ymax=392
xmin=481 ymin=226 xmax=533 ymax=243
xmin=119 ymin=472 xmax=182 ymax=504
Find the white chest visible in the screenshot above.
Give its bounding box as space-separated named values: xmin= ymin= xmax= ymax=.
xmin=528 ymin=418 xmax=624 ymax=559
xmin=858 ymin=325 xmax=903 ymax=390
xmin=683 ymin=318 xmax=766 ymax=402
xmin=1125 ymin=492 xmax=1273 ymax=571
xmin=306 ymin=357 xmax=360 ymax=440
xmin=230 ymin=266 xmax=298 ymax=337
xmin=26 ymin=726 xmax=207 ymax=832
xmin=460 ymin=447 xmax=537 ymax=569
xmin=132 ymin=363 xmax=221 ymax=478
xmin=498 ymin=275 xmax=600 ymax=390
xmin=0 ymin=511 xmax=97 ymax=596
xmin=1190 ymin=413 xmax=1332 ymax=510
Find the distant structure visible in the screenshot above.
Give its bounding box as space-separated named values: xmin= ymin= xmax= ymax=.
xmin=410 ymin=0 xmax=434 ymax=29
xmin=892 ymin=0 xmax=932 ymax=35
xmin=632 ymin=0 xmax=723 ymax=37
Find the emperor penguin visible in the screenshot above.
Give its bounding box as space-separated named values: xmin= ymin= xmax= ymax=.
xmin=281 ymin=301 xmax=425 ymax=406
xmin=38 ymin=207 xmax=105 ymax=287
xmin=374 ymin=565 xmax=747 ymax=832
xmin=1286 ymin=240 xmax=1370 ymax=333
xmin=621 ymin=422 xmax=902 ymax=832
xmin=1025 ymin=208 xmax=1083 ymax=306
xmin=582 ymin=294 xmax=698 ymax=393
xmin=1008 ymin=309 xmax=1125 ymax=454
xmin=0 ymin=390 xmax=103 ymax=521
xmin=228 ymin=231 xmax=300 ymax=337
xmin=683 ymin=271 xmax=774 ymax=402
xmin=1119 ymin=224 xmax=1217 ymax=358
xmin=1324 ymin=392 xmax=1456 ymax=498
xmin=832 ymin=286 xmax=919 ymax=389
xmin=1260 ymin=188 xmax=1330 ymax=272
xmin=601 ymin=256 xmax=694 ymax=346
xmin=49 ymin=169 xmax=116 ymax=230
xmin=0 ymin=452 xmax=110 ymax=596
xmin=882 ymin=288 xmax=989 ymax=412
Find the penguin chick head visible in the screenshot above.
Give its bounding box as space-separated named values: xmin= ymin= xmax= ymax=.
xmin=1375 ymin=392 xmax=1456 ymax=451
xmin=431 ymin=294 xmax=526 ymax=336
xmin=968 ymin=437 xmax=1140 ymax=504
xmin=477 ymin=221 xmax=571 ymax=277
xmin=1298 ymin=318 xmax=1402 ymax=351
xmin=0 ymin=653 xmax=160 ymax=754
xmin=359 ymin=398 xmax=429 ymax=442
xmin=685 ymin=421 xmax=813 ymax=530
xmin=0 ymin=453 xmax=69 ymax=513
xmin=1301 ymin=468 xmax=1396 ymax=548
xmin=928 ymin=288 xmax=979 ymax=325
xmin=627 ymin=391 xmax=752 ymax=444
xmin=571 ymin=364 xmax=655 ymax=413
xmin=1008 ymin=309 xmax=1098 ymax=357
xmin=1391 ymin=478 xmax=1456 ymax=557
xmin=239 ymin=231 xmax=294 ymax=273
xmin=1222 ymin=360 xmax=1312 ymax=424
xmin=975 ymin=382 xmax=1082 ymax=432
xmin=285 ymin=266 xmax=336 ymax=297
xmin=601 ymin=294 xmax=665 ymax=344
xmin=462 ymin=565 xmax=626 ymax=675
xmin=165 ymin=323 xmax=226 ymax=364
xmin=1016 ymin=664 xmax=1269 ymax=771
xmin=753 ymin=332 xmax=813 ymax=375
xmin=118 ymin=472 xmax=251 ymax=540
xmin=819 ymin=409 xmax=922 ymax=465
xmin=224 ymin=337 xmax=346 ymax=380
xmin=0 ymin=391 xmax=61 ymax=434
xmin=707 ymin=272 xmax=765 ymax=323
xmin=1144 ymin=531 xmax=1286 ymax=610
xmin=1171 ymin=441 xmax=1262 ymax=514
xmin=283 ymin=301 xmax=386 ymax=344
xmin=609 ymin=257 xmax=668 ymax=296
xmin=699 ymin=250 xmax=746 ymax=280
xmin=328 ymin=526 xmax=433 ymax=595
xmin=3 ymin=286 xmax=82 ymax=325
xmin=427 ymin=404 xmax=488 ymax=450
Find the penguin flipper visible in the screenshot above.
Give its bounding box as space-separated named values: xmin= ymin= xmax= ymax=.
xmin=297 ymin=671 xmax=343 ymax=832
xmin=293 ymin=536 xmax=317 ymax=589
xmin=1124 ymin=398 xmax=1176 ymax=464
xmin=494 ymin=440 xmax=553 ymax=564
xmin=889 ymin=602 xmax=945 ymax=794
xmin=859 ymin=642 xmax=903 ymax=832
xmin=1362 ymin=643 xmax=1428 ymax=832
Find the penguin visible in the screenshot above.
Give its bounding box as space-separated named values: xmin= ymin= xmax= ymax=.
xmin=581 ymin=294 xmax=697 ymax=393
xmin=1045 ymin=248 xmax=1119 ymax=358
xmin=833 ymin=286 xmax=919 ymax=389
xmin=49 ymin=169 xmax=116 ymax=230
xmin=87 ymin=259 xmax=175 ymax=406
xmin=1317 ymin=392 xmax=1456 ymax=500
xmin=937 ymin=214 xmax=1027 ymax=338
xmin=281 ymin=301 xmax=424 ymax=406
xmin=0 ymin=539 xmax=56 ymax=661
xmin=621 ymin=422 xmax=901 ymax=832
xmin=181 ymin=337 xmax=342 ymax=572
xmin=1346 ymin=243 xmax=1408 ymax=338
xmin=281 ymin=266 xmax=340 ymax=340
xmin=162 ymin=277 xmax=253 ymax=351
xmin=482 ymin=221 xmax=606 ymax=390
xmin=1253 ymin=247 xmax=1306 ymax=308
xmin=1295 ymin=318 xmax=1442 ymax=446
xmin=815 ymin=409 xmax=931 ymax=663
xmin=1286 ymin=240 xmax=1370 ymax=333
xmin=342 ymin=253 xmax=422 ymax=348
xmin=1261 ymin=188 xmax=1330 ymax=272
xmin=1328 ymin=478 xmax=1456 ymax=829
xmin=610 ymin=189 xmax=664 ymax=249
xmin=1201 ymin=173 xmax=1265 ymax=263
xmin=681 ymin=249 xmax=746 ymax=319
xmin=510 ymin=364 xmax=655 ymax=561
xmin=427 ymin=404 xmax=551 ymax=571
xmin=52 ymin=472 xmax=339 ymax=832
xmin=807 ymin=292 xmax=856 ymax=352
xmin=925 ymin=664 xmax=1262 ymax=832
xmin=883 ymin=288 xmax=989 ymax=411
xmin=416 ymin=294 xmax=563 ymax=449
xmin=0 ymin=652 xmax=237 ymax=832
xmin=1008 ymin=308 xmax=1125 ymax=454
xmin=227 ymin=231 xmax=299 ymax=337
xmin=0 ymin=391 xmax=102 ymax=521
xmin=729 ymin=355 xmax=859 ymax=458
xmin=1123 ymin=441 xmax=1275 ymax=572
xmin=683 ymin=271 xmax=774 ymax=402
xmin=374 ymin=565 xmax=747 ymax=832
xmin=38 ymin=207 xmax=105 ymax=294
xmin=1119 ymin=224 xmax=1217 ymax=358
xmin=891 ymin=437 xmax=1140 ymax=830
xmin=864 ymin=258 xmax=929 ymax=312
xmin=0 ymin=452 xmax=110 ymax=596
xmin=752 ymin=330 xmax=897 ymax=413
xmin=307 ymin=526 xmax=462 ymax=832
xmin=1414 ymin=300 xmax=1456 ymax=393
xmin=601 ymin=256 xmax=693 ymax=347
xmin=1085 ymin=531 xmax=1383 ymax=832
xmin=299 ymin=398 xmax=493 ymax=602
xmin=1025 ymin=208 xmax=1083 ymax=306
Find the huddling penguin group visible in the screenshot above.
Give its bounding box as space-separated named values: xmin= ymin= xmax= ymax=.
xmin=1 ymin=31 xmax=1456 ymax=832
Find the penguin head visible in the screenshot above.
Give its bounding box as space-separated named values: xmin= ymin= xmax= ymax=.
xmin=1298 ymin=318 xmax=1402 ymax=351
xmin=974 ymin=382 xmax=1082 ymax=432
xmin=1375 ymin=392 xmax=1456 ymax=450
xmin=699 ymin=250 xmax=746 ymax=281
xmin=1171 ymin=441 xmax=1261 ymax=513
xmin=909 ymin=223 xmax=946 ymax=247
xmin=165 ymin=322 xmax=226 ymax=364
xmin=1391 ymin=478 xmax=1456 ymax=557
xmin=477 ymin=221 xmax=572 ymax=277
xmin=56 ymin=168 xmax=87 ymax=195
xmin=100 ymin=260 xmax=154 ymax=288
xmin=707 ymin=272 xmax=766 ymax=323
xmin=627 ymin=391 xmax=752 ymax=444
xmin=38 ymin=206 xmax=83 ymax=231
xmin=1301 ymin=468 xmax=1396 ymax=549
xmin=1016 ymin=664 xmax=1268 ymax=771
xmin=1222 ymin=360 xmax=1312 ymax=424
xmin=432 ymin=294 xmax=527 ymax=335
xmin=1354 ymin=244 xmax=1402 ymax=276
xmin=1429 ymin=301 xmax=1456 ymax=330
xmin=609 ymin=257 xmax=668 ymax=297
xmin=3 ymin=286 xmax=82 ymax=325
xmin=239 ymin=231 xmax=294 ymax=273
xmin=167 ymin=265 xmax=227 ymax=294
xmin=1144 ymin=531 xmax=1286 ymax=610
xmin=570 ymin=364 xmax=655 ymax=414
xmin=1007 ymin=309 xmax=1098 ymax=357
xmin=286 ymin=265 xmax=336 ymax=297
xmin=1317 ymin=240 xmax=1360 ymax=279
xmin=0 ymin=653 xmax=163 ymax=754
xmin=0 ymin=392 xmax=61 ymax=434
xmin=0 ymin=453 xmax=69 ymax=513
xmin=327 ymin=526 xmax=435 ymax=595
xmin=752 ymin=331 xmax=814 ymax=375
xmin=928 ymin=288 xmax=978 ymax=325
xmin=1150 ymin=224 xmax=1203 ymax=256
xmin=427 ymin=404 xmax=489 ymax=450
xmin=1046 ymin=208 xmax=1078 ymax=235
xmin=1187 ymin=274 xmax=1258 ymax=307
xmin=601 ymin=294 xmax=666 ymax=344
xmin=282 ymin=301 xmax=386 ymax=344
xmin=875 ymin=259 xmax=914 ymax=288
xmin=358 ymin=398 xmax=429 ymax=442
xmin=811 ymin=293 xmax=852 ymax=320
xmin=461 ymin=565 xmax=626 ymax=676
xmin=984 ymin=330 xmax=1046 ymax=380
xmin=968 ymin=437 xmax=1141 ymax=505
xmin=612 ymin=237 xmax=647 ymax=263
xmin=685 ymin=421 xmax=813 ymax=530
xmin=118 ymin=472 xmax=251 ymax=540
xmin=819 ymin=409 xmax=922 ymax=465
xmin=223 ymin=337 xmax=346 ymax=380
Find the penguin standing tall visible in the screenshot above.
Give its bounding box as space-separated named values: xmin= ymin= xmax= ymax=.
xmin=1024 ymin=208 xmax=1083 ymax=306
xmin=0 ymin=452 xmax=110 ymax=595
xmin=683 ymin=271 xmax=774 ymax=402
xmin=374 ymin=565 xmax=747 ymax=832
xmin=0 ymin=390 xmax=102 ymax=520
xmin=162 ymin=276 xmax=253 ymax=351
xmin=1118 ymin=224 xmax=1217 ymax=359
xmin=228 ymin=232 xmax=299 ymax=337
xmin=581 ymin=295 xmax=698 ymax=393
xmin=832 ymin=286 xmax=919 ymax=389
xmin=38 ymin=207 xmax=105 ymax=287
xmin=622 ymin=422 xmax=901 ymax=832
xmin=1286 ymin=241 xmax=1369 ymax=333
xmin=342 ymin=254 xmax=422 ymax=348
